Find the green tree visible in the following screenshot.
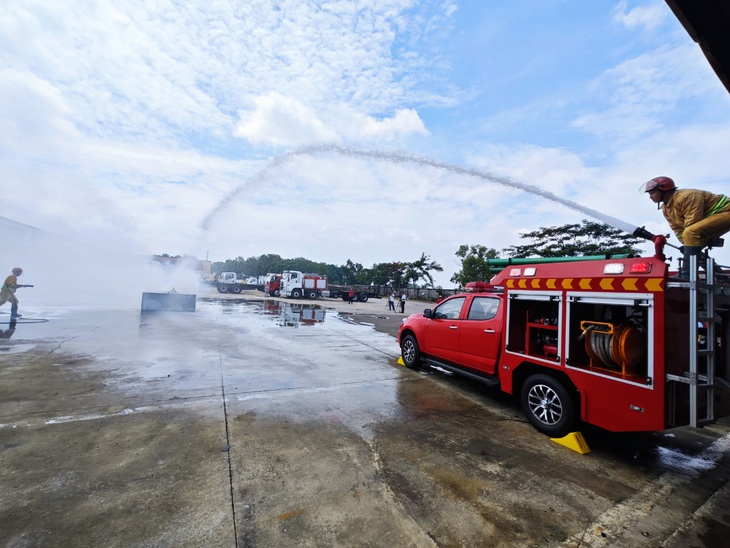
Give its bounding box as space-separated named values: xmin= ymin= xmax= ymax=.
xmin=341 ymin=259 xmax=364 ymax=284
xmin=403 ymin=252 xmax=443 ymax=288
xmin=368 ymin=262 xmax=405 ymax=286
xmin=210 ymin=253 xmax=444 ymax=288
xmin=451 ymin=245 xmax=500 ymax=287
xmin=503 ymin=220 xmax=643 ymax=258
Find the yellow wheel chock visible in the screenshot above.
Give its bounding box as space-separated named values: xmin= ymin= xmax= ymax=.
xmin=551 ymin=431 xmax=591 ymax=454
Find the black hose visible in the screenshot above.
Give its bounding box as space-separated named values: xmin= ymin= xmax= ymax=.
xmin=0 ymin=318 xmax=49 ymax=324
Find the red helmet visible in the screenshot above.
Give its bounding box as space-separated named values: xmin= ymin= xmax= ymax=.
xmin=643 ymin=176 xmax=676 ymax=192
xmin=11 ymin=267 xmax=23 ymax=275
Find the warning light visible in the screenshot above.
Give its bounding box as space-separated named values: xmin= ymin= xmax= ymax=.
xmin=524 ymin=267 xmax=537 ymax=276
xmin=629 ymin=262 xmax=652 ymax=274
xmin=509 ymin=268 xmax=522 ymax=276
xmin=603 ymin=263 xmax=625 ymax=275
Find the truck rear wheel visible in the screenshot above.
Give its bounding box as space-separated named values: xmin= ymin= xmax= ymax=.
xmin=231 ymin=285 xmax=242 ymax=294
xmin=218 ymin=284 xmax=229 ymax=293
xmin=307 ymin=291 xmax=318 ymax=299
xmin=400 ymin=335 xmax=421 ymax=370
xmin=520 ymin=374 xmax=576 ymax=437
xmin=359 ymin=293 xmax=369 ymax=303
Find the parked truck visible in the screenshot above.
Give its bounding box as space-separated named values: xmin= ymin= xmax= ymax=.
xmin=263 ymin=273 xmax=282 ymax=297
xmin=280 ymin=270 xmax=328 ymax=299
xmin=328 ymin=284 xmax=382 ymax=302
xmin=213 ymin=272 xmax=263 ymax=294
xmin=399 ymin=246 xmax=730 ymax=437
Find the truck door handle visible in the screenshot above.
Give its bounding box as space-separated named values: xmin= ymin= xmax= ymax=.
xmin=449 ymin=325 xmax=458 ymax=330
xmin=484 ymin=329 xmax=495 ymax=333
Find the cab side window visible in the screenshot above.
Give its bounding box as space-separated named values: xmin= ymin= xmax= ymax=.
xmin=434 ymin=297 xmax=466 ymax=319
xmin=467 ymin=297 xmax=499 ymax=320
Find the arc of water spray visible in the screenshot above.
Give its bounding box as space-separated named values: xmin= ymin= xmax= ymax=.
xmin=201 ymin=144 xmax=641 ymax=236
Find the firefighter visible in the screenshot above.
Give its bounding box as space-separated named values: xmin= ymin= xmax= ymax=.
xmin=643 ymin=176 xmax=730 ymax=277
xmin=0 ymin=267 xmax=24 ymax=319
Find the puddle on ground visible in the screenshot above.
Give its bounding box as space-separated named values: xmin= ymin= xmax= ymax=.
xmin=0 ymin=343 xmax=37 ymax=354
xmin=200 ymin=298 xmax=327 ymax=328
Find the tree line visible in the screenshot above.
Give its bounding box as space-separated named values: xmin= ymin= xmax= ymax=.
xmin=212 ymin=252 xmax=444 ymax=288
xmin=209 ymin=220 xmax=643 ymax=289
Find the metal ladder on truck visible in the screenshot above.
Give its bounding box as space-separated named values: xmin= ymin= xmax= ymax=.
xmin=666 ymin=251 xmax=718 ymax=427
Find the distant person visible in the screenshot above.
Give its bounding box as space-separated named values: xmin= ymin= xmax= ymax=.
xmin=399 ymin=292 xmax=406 ymax=313
xmin=643 ymin=177 xmax=730 ymax=277
xmin=388 ymin=292 xmax=396 ymax=311
xmin=0 ymin=267 xmax=24 ymax=319
xmin=348 ymin=288 xmax=354 ymax=304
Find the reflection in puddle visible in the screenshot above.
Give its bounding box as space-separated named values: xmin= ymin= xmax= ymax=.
xmin=275 ymin=303 xmax=325 ymax=327
xmin=656 ymin=446 xmax=717 ymax=476
xmin=0 ymin=343 xmax=38 ymax=354
xmin=205 ymin=298 xmax=327 ymax=328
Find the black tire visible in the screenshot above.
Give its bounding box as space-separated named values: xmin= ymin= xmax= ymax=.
xmin=273 ymin=289 xmax=281 ymax=297
xmin=520 ymin=374 xmax=576 ymax=437
xmin=291 ymin=289 xmax=302 ymax=299
xmin=231 ymin=285 xmax=242 ymax=294
xmin=400 ymin=334 xmax=421 ymax=370
xmin=218 ymin=284 xmax=229 ymax=293
xmin=307 ymin=291 xmax=317 ymax=299
xmin=359 ymin=293 xmax=369 ymax=303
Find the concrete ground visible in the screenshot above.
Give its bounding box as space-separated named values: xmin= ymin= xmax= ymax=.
xmin=1 ymin=286 xmax=730 ymax=547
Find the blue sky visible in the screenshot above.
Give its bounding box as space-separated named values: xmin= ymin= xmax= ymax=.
xmin=3 ymin=0 xmax=730 ymax=288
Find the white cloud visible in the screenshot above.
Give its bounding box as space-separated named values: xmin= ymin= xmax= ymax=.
xmin=1 ymin=1 xmax=450 ymax=149
xmin=611 ymin=1 xmax=667 ymax=31
xmin=234 ymin=96 xmax=428 ymax=147
xmin=359 ymin=108 xmax=428 ymax=140
xmin=234 ymin=92 xmax=339 ymax=146
xmin=3 ymin=0 xmax=730 ymax=289
xmin=571 ymin=42 xmax=722 ymax=143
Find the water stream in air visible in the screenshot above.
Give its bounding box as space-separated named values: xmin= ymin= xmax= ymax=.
xmin=201 ymin=144 xmax=640 ymax=235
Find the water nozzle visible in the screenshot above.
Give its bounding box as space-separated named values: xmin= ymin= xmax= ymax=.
xmin=632 ymin=225 xmax=674 ymax=260
xmin=632 ymin=226 xmax=655 ymax=241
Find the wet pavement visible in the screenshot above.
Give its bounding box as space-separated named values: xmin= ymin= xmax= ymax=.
xmin=1 ymin=289 xmax=730 ymax=546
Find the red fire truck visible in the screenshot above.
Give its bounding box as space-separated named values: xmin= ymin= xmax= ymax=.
xmin=398 ymin=249 xmax=730 ymax=437
xmin=279 ymin=270 xmax=328 ymax=299
xmin=264 ymin=273 xmax=282 ymax=297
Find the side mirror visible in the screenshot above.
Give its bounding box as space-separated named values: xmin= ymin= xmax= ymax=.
xmin=423 ymin=309 xmax=433 ymax=318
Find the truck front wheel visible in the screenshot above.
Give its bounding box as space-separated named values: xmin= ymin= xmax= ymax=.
xmin=291 ymin=289 xmax=302 ymax=298
xmin=273 ymin=289 xmax=281 ymax=297
xmin=218 ymin=284 xmax=229 ymax=293
xmin=520 ymin=374 xmax=576 ymax=437
xmin=400 ymin=335 xmax=421 ymax=370
xmin=231 ymin=285 xmax=242 ymax=294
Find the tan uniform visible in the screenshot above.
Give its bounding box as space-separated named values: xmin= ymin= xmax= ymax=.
xmin=0 ymin=274 xmax=19 ymax=308
xmin=662 ymin=189 xmax=730 ymax=246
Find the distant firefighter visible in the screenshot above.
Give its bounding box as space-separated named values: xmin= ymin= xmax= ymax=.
xmin=0 ymin=267 xmax=25 ymax=319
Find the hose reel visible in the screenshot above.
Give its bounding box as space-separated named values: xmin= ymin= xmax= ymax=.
xmin=580 ymin=320 xmax=646 ymax=375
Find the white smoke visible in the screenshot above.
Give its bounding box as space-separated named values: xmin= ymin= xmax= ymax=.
xmin=0 ymin=216 xmax=201 ymax=311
